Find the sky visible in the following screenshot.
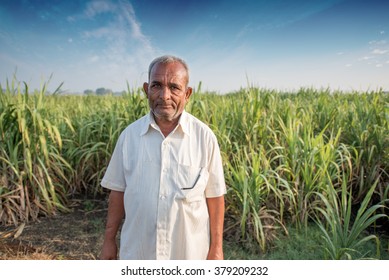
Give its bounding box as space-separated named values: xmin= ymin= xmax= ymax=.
xmin=1 ymin=0 xmax=389 ymax=93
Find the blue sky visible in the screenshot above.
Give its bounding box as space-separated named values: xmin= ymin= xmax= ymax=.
xmin=1 ymin=0 xmax=388 ymax=93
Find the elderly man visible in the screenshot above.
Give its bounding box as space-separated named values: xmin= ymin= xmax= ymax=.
xmin=100 ymin=55 xmax=226 ymax=260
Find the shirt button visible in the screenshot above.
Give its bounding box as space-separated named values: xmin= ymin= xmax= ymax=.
xmin=163 ymin=168 xmax=168 ymax=172
xmin=160 ymin=195 xmax=166 ymax=200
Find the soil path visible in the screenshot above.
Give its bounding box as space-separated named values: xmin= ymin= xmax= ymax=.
xmin=0 ymin=199 xmax=107 ymax=260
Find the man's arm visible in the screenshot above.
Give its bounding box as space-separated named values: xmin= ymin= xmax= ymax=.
xmin=100 ymin=190 xmax=125 ymax=260
xmin=206 ymin=196 xmax=225 ymax=260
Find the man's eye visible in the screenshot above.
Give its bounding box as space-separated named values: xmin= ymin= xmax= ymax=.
xmin=151 ymin=84 xmax=161 ymax=88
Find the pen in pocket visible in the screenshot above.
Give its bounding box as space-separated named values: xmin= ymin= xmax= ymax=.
xmin=182 ymin=167 xmax=203 ymax=190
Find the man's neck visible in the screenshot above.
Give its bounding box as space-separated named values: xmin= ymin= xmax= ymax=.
xmin=153 ymin=113 xmax=181 ymax=137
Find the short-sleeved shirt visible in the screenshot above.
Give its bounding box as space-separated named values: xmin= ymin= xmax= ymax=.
xmin=101 ymin=111 xmax=226 ymax=260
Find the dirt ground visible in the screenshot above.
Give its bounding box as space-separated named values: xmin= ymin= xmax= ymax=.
xmin=0 ymin=199 xmax=108 ymax=260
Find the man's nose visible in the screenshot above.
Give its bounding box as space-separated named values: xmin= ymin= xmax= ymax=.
xmin=159 ymin=86 xmax=171 ymax=100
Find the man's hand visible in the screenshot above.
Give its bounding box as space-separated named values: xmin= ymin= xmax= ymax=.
xmin=100 ymin=238 xmax=118 ymax=260
xmin=207 ymin=245 xmax=224 ymax=260
xmin=206 ymin=196 xmax=225 ymax=260
xmin=99 ymin=190 xmax=124 ymax=260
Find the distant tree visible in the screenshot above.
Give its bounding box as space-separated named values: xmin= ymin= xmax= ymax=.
xmin=84 ymin=89 xmax=94 ymax=95
xmin=95 ymin=87 xmax=112 ymax=95
xmin=96 ymin=87 xmax=106 ymax=95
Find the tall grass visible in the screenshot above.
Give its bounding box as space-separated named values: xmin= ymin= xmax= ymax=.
xmin=314 ymin=175 xmax=387 ymax=259
xmin=0 ymin=79 xmax=388 ymax=258
xmin=191 ymin=88 xmax=388 ymax=254
xmin=0 ymin=81 xmax=71 ymax=224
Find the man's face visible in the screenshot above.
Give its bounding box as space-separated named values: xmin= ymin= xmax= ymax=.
xmin=144 ymin=62 xmax=192 ymax=123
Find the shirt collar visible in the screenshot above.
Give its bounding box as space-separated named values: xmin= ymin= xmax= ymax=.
xmin=139 ymin=112 xmax=154 ymax=136
xmin=178 ymin=111 xmax=190 ymax=136
xmin=140 ymin=111 xmax=190 ymax=136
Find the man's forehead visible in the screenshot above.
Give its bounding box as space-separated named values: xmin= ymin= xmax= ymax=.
xmin=150 ymin=63 xmax=187 ymax=81
xmin=150 ymin=72 xmax=184 ymax=81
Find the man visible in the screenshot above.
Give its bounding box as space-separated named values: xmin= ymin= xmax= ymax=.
xmin=100 ymin=55 xmax=226 ymax=260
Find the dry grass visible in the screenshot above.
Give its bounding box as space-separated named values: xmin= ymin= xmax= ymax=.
xmin=0 ymin=199 xmax=107 ymax=260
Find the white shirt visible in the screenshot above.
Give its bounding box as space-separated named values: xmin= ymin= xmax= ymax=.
xmin=101 ymin=111 xmax=226 ymax=260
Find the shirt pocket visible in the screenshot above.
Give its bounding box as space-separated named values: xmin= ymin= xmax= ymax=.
xmin=176 ymin=164 xmax=209 ymax=203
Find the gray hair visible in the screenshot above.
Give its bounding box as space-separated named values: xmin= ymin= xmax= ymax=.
xmin=148 ymin=55 xmax=190 ymax=85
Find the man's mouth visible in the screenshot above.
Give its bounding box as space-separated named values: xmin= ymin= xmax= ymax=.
xmin=158 ymin=103 xmax=172 ymax=108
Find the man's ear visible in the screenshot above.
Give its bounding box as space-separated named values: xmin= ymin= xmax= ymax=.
xmin=185 ymin=87 xmax=193 ymax=100
xmin=143 ymin=82 xmax=149 ymax=96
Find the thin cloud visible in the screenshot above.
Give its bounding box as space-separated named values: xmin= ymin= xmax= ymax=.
xmin=371 ymin=49 xmax=388 ymax=55
xmin=88 ymin=55 xmax=100 ymax=63
xmin=74 ymin=0 xmax=157 ymax=87
xmin=236 ymin=24 xmax=252 ymax=39
xmin=80 ymin=0 xmax=155 ymax=54
xmin=66 ymin=16 xmax=76 ymax=22
xmin=369 ymin=40 xmax=387 ymax=45
xmin=84 ymin=0 xmax=117 ymax=18
xmin=83 ymin=27 xmax=113 ymax=39
xmin=358 ymin=56 xmax=373 ymax=61
xmin=118 ymin=0 xmax=154 ymax=52
xmin=357 ymin=34 xmax=389 ymax=68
